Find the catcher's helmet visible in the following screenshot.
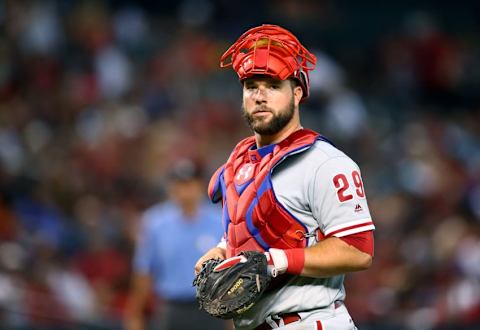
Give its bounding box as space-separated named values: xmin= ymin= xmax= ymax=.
xmin=220 ymin=24 xmax=316 ymax=100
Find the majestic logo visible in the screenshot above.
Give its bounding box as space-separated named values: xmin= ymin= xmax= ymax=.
xmin=354 ymin=204 xmax=363 ymax=213
xmin=235 ymin=163 xmax=255 ymax=185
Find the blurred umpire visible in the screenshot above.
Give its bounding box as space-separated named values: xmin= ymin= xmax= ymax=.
xmin=124 ymin=159 xmax=228 ymax=330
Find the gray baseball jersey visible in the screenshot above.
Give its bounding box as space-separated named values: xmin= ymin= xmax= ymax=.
xmin=231 ymin=139 xmax=375 ymax=330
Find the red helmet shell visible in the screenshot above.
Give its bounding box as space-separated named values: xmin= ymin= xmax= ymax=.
xmin=220 ymin=24 xmax=316 ymax=100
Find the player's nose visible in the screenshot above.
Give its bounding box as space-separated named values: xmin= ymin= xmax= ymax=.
xmin=253 ymin=86 xmax=268 ymax=103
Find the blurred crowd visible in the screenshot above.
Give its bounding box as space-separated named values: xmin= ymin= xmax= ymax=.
xmin=0 ymin=0 xmax=479 ymax=329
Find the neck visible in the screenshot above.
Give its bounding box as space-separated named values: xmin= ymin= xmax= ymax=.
xmin=178 ymin=200 xmax=199 ymax=219
xmin=255 ymin=118 xmax=302 ymax=147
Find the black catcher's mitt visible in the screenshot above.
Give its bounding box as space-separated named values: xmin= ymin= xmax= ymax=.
xmin=192 ymin=251 xmax=271 ymax=319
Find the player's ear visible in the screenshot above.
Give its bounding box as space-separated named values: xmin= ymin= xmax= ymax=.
xmin=293 ymin=84 xmax=303 ymax=105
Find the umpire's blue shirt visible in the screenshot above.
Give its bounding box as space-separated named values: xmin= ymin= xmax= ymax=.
xmin=133 ymin=200 xmax=222 ymax=301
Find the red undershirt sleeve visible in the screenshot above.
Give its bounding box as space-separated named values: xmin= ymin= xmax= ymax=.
xmin=338 ymin=230 xmax=374 ymax=256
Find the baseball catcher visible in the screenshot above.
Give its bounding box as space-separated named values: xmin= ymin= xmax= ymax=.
xmin=194 ymin=24 xmax=375 ymax=330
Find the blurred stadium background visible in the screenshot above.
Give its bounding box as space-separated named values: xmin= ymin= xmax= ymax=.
xmin=0 ymin=0 xmax=479 ymax=329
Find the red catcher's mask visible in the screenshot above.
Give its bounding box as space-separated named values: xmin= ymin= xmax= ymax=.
xmin=220 ymin=24 xmax=316 ymax=100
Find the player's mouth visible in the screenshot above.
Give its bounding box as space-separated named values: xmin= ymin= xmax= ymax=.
xmin=252 ymin=107 xmax=272 ymax=116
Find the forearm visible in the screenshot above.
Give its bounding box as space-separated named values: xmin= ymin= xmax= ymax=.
xmin=125 ymin=294 xmax=146 ymax=322
xmin=267 ymin=236 xmax=373 ymax=279
xmin=124 ymin=314 xmax=144 ymax=330
xmin=124 ymin=274 xmax=151 ymax=330
xmin=301 ymin=237 xmax=372 ymax=278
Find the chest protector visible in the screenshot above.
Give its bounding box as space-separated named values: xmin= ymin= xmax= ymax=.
xmin=208 ymin=129 xmax=324 ymax=258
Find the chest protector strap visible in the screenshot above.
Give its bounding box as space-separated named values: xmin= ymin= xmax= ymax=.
xmin=209 ymin=129 xmax=323 ymax=257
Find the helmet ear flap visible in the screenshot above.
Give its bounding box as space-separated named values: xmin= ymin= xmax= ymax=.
xmin=297 ymin=70 xmax=309 ymax=100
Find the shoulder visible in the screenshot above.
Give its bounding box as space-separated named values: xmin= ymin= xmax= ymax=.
xmin=272 ymin=140 xmax=362 ymax=189
xmin=296 ymin=139 xmax=358 ymax=171
xmin=310 ymin=139 xmax=349 ymax=161
xmin=272 ymin=140 xmax=356 ymax=186
xmin=199 ymin=199 xmax=220 ymax=215
xmin=142 ymin=201 xmax=176 ymax=227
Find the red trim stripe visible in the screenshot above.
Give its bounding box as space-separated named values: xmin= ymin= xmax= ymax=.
xmin=327 ymin=221 xmax=374 ymax=237
xmin=213 ymin=256 xmax=246 ymax=272
xmin=316 ymin=320 xmax=323 ymax=330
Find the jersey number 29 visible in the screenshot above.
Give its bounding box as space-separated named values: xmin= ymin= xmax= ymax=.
xmin=333 ymin=171 xmax=365 ymax=202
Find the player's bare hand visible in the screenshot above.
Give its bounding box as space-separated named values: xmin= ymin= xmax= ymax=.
xmin=195 ymin=247 xmax=226 ymax=275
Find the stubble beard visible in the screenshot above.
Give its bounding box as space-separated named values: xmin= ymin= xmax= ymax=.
xmin=242 ymin=97 xmax=295 ymax=136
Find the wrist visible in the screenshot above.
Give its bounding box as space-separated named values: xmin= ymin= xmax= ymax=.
xmin=267 ymin=248 xmax=305 ymax=276
xmin=284 ymin=248 xmax=305 ymax=275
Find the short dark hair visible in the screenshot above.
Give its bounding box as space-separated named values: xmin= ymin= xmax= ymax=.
xmin=168 ymin=159 xmax=204 ymax=182
xmin=289 ymin=78 xmax=301 ymax=88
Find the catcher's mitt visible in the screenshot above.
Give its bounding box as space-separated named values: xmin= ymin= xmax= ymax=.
xmin=192 ymin=251 xmax=271 ymax=319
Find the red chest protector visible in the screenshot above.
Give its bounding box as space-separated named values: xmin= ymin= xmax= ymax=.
xmin=208 ymin=129 xmax=323 ymax=258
